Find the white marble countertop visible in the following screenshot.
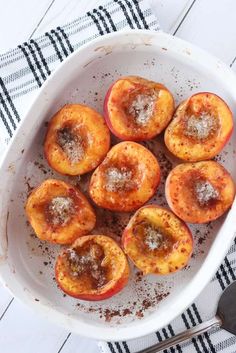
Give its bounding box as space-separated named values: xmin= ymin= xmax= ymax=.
xmin=0 ymin=0 xmax=236 ymax=352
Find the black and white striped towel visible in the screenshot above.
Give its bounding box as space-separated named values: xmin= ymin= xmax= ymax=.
xmin=0 ymin=0 xmax=236 ymax=352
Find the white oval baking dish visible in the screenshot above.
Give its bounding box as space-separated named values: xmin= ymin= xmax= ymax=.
xmin=0 ymin=30 xmax=236 ymax=341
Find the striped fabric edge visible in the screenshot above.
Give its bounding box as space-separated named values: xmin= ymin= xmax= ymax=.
xmin=0 ymin=0 xmax=159 ymax=62
xmin=0 ymin=0 xmax=159 ymax=108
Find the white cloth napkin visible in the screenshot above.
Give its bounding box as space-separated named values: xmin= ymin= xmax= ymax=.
xmin=0 ymin=1 xmax=236 ymax=352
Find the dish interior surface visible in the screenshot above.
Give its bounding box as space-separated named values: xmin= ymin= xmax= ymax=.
xmin=0 ymin=31 xmax=236 ymax=340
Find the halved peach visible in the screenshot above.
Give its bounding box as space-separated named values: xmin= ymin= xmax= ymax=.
xmin=89 ymin=142 xmax=161 ymax=212
xmin=25 ymin=179 xmax=96 ymax=244
xmin=44 ymin=104 xmax=110 ymax=175
xmin=104 ymin=76 xmax=175 ymax=141
xmin=55 ymin=235 xmax=130 ymax=300
xmin=165 ymin=161 xmax=235 ymax=223
xmin=164 ymin=92 xmax=233 ymax=161
xmin=122 ymin=205 xmax=193 ymax=275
